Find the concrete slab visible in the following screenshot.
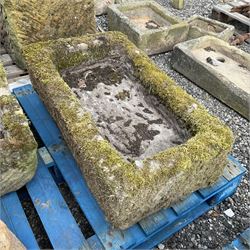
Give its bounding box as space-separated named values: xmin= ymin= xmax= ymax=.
xmin=172 ymin=35 xmax=250 ymax=119
xmin=24 ymin=32 xmax=233 ymax=229
xmin=107 ymin=1 xmax=189 ymax=55
xmin=187 ymin=15 xmax=235 ymax=41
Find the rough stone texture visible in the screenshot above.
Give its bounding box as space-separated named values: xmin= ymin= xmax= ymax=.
xmin=107 ymin=1 xmax=189 ymax=55
xmin=0 ymin=220 xmax=26 ymax=249
xmin=172 ymin=0 xmax=184 ymax=10
xmin=187 ymin=15 xmax=235 ymax=41
xmin=172 ymin=35 xmax=250 ymax=120
xmin=95 ymin=0 xmax=115 ymax=15
xmin=0 ymin=64 xmax=37 ymax=196
xmin=24 ymin=32 xmax=233 ymax=229
xmin=0 ymin=0 xmax=96 ymax=69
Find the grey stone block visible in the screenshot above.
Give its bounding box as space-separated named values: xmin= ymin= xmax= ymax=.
xmin=107 ymin=1 xmax=189 ymax=55
xmin=187 ymin=15 xmax=235 ymax=42
xmin=172 ymin=35 xmax=250 ymax=120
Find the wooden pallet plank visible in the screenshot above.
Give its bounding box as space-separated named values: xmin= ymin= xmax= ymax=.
xmin=136 ymin=202 xmax=211 ymax=249
xmin=139 ymin=208 xmax=176 ymax=236
xmin=213 ymin=3 xmax=250 ymax=26
xmin=0 ymin=192 xmax=39 ymax=249
xmin=240 ymin=228 xmax=250 ymax=247
xmin=223 ymin=155 xmax=245 ymax=181
xmin=87 ymin=235 xmax=105 ymax=250
xmin=4 ymin=65 xmax=27 ymax=79
xmin=0 ymin=54 xmax=12 ymax=66
xmin=26 ymin=155 xmax=89 ymax=250
xmin=0 ymin=46 xmax=6 ymax=55
xmin=198 ymin=176 xmax=228 ymax=198
xmin=172 ymin=192 xmax=203 ymax=216
xmin=8 ymin=75 xmax=31 ymax=84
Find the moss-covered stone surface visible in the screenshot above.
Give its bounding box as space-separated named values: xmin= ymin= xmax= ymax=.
xmin=24 ymin=32 xmax=233 ymax=229
xmin=0 ymin=63 xmax=37 ymax=196
xmin=0 ymin=0 xmax=96 ymax=69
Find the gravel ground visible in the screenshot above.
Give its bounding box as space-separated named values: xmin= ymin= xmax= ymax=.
xmin=97 ymin=0 xmax=250 ymax=249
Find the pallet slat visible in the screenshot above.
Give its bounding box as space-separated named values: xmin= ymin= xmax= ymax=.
xmin=213 ymin=1 xmax=250 ymax=27
xmin=0 ymin=193 xmax=39 ymax=249
xmin=0 ymin=54 xmax=12 ymax=66
xmin=4 ymin=65 xmax=27 ymax=79
xmin=26 ymin=155 xmax=89 ymax=250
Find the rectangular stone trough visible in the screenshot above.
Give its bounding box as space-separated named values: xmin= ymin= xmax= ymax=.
xmin=24 ymin=32 xmax=233 ymax=229
xmin=187 ymin=15 xmax=235 ymax=41
xmin=95 ymin=0 xmax=115 ymax=15
xmin=0 ymin=63 xmax=37 ymax=196
xmin=172 ymin=35 xmax=250 ymax=120
xmin=0 ymin=0 xmax=96 ymax=69
xmin=107 ymin=1 xmax=189 ymax=55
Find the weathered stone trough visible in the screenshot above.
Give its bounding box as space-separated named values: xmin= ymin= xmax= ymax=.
xmin=172 ymin=35 xmax=250 ymax=120
xmin=187 ymin=15 xmax=235 ymax=41
xmin=0 ymin=64 xmax=37 ymax=196
xmin=107 ymin=1 xmax=189 ymax=55
xmin=95 ymin=0 xmax=115 ymax=15
xmin=0 ymin=0 xmax=96 ymax=69
xmin=24 ymin=32 xmax=233 ymax=229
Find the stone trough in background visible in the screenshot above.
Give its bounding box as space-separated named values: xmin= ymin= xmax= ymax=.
xmin=172 ymin=35 xmax=250 ymax=120
xmin=0 ymin=0 xmax=96 ymax=69
xmin=187 ymin=15 xmax=235 ymax=41
xmin=107 ymin=1 xmax=189 ymax=55
xmin=24 ymin=32 xmax=233 ymax=229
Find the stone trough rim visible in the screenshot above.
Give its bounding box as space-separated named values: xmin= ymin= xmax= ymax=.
xmin=23 ymin=32 xmax=233 ymax=229
xmin=107 ymin=0 xmax=185 ymax=36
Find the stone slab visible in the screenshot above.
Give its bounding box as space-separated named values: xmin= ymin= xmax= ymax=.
xmin=95 ymin=0 xmax=115 ymax=15
xmin=0 ymin=220 xmax=26 ymax=250
xmin=0 ymin=63 xmax=37 ymax=196
xmin=187 ymin=15 xmax=235 ymax=41
xmin=24 ymin=32 xmax=233 ymax=229
xmin=172 ymin=35 xmax=250 ymax=120
xmin=107 ymin=1 xmax=189 ymax=55
xmin=0 ymin=0 xmax=96 ymax=69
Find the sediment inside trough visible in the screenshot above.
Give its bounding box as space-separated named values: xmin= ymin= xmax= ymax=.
xmin=61 ymin=55 xmax=189 ymax=161
xmin=121 ymin=6 xmax=171 ymax=31
xmin=189 ymin=19 xmax=224 ymax=33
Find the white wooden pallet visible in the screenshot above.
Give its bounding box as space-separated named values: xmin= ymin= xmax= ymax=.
xmin=212 ymin=0 xmax=250 ymax=30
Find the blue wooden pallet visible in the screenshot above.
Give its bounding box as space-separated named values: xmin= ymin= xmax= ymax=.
xmin=223 ymin=228 xmax=250 ymax=250
xmin=0 ymin=84 xmax=246 ymax=250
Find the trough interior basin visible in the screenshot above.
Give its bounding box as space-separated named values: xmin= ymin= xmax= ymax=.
xmin=61 ymin=53 xmax=189 ymax=162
